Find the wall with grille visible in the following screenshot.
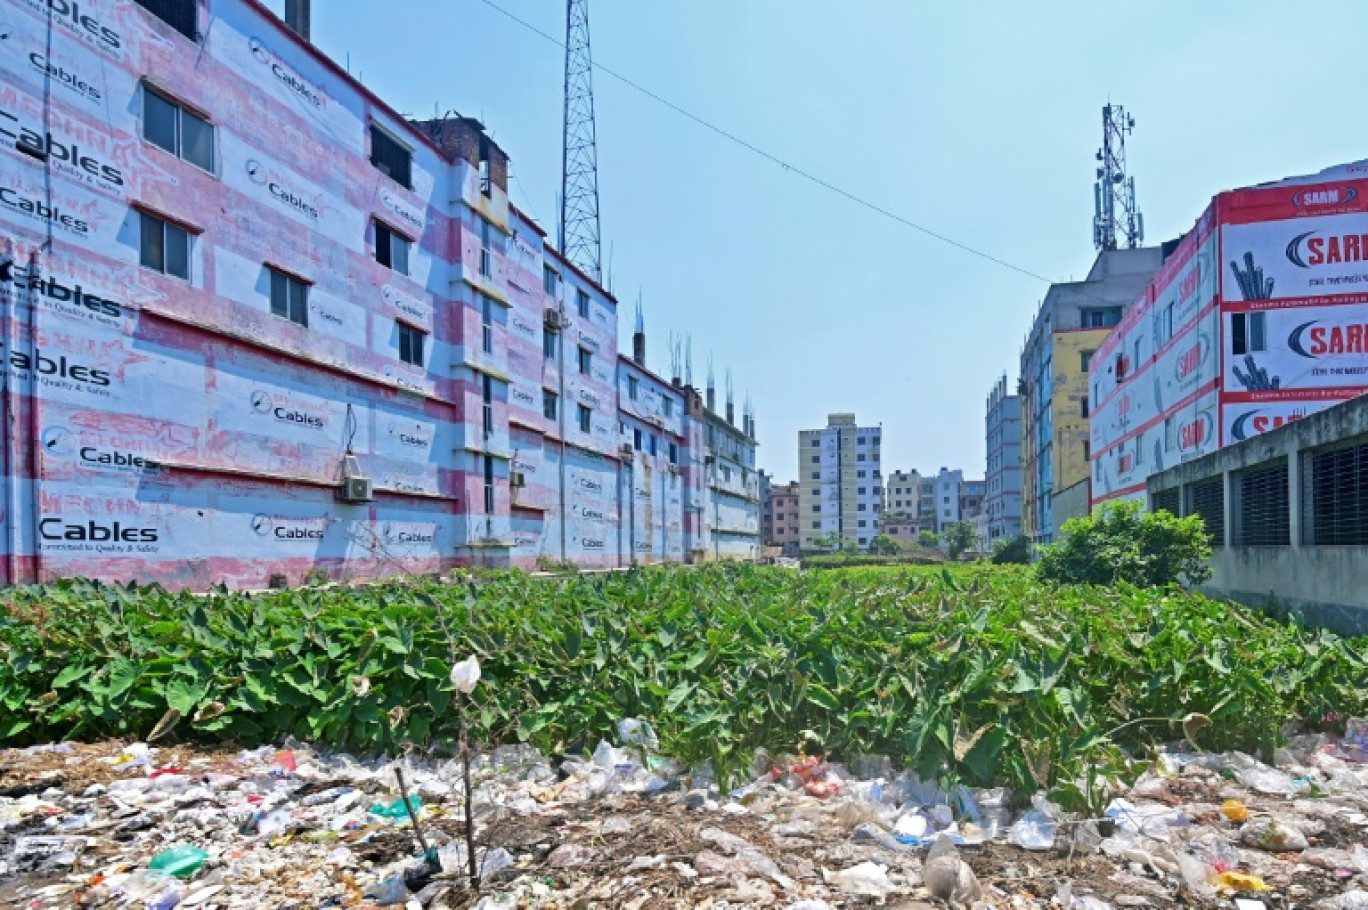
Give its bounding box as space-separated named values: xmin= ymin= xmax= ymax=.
xmin=1147 ymin=393 xmax=1368 ymax=634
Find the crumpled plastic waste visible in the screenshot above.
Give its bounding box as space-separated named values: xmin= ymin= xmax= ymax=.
xmin=822 ymin=860 xmax=894 ymax=899
xmin=1006 ymin=792 xmax=1059 ymax=850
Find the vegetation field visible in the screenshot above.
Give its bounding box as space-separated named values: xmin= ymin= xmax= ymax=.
xmin=1 ymin=565 xmax=1364 ymax=807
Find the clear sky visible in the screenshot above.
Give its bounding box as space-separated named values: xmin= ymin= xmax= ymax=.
xmin=279 ymin=0 xmax=1368 ymax=484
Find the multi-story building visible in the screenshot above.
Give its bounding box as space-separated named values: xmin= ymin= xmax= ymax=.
xmin=0 ymin=0 xmax=753 ymax=586
xmin=1092 ymin=159 xmax=1368 ymax=510
xmin=883 ymin=469 xmax=921 ymax=520
xmin=798 ymin=414 xmax=882 ymax=550
xmin=762 ymin=478 xmax=800 ymax=555
xmin=959 ymin=479 xmax=986 ymax=520
xmin=702 ymin=389 xmax=760 ymax=560
xmin=1020 ymin=247 xmax=1164 ymax=544
xmin=930 ymin=468 xmax=963 ymax=532
xmin=984 ymin=375 xmax=1023 ymax=544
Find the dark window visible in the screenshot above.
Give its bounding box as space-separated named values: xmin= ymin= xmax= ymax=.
xmin=543 ymin=329 xmax=557 ymax=360
xmin=577 ymin=404 xmax=591 ymax=433
xmin=139 ymin=212 xmax=190 ymax=280
xmin=1082 ymin=308 xmax=1121 ymax=328
xmin=633 ymin=428 xmax=643 ymax=451
xmin=481 ymin=294 xmax=493 ymax=353
xmin=1080 ymin=350 xmax=1094 ymax=372
xmin=628 ymin=376 xmax=639 ymax=400
xmin=543 ymin=266 xmax=558 ymax=295
xmin=269 ymin=268 xmax=308 ymax=326
xmin=1305 ymin=439 xmax=1368 ymax=545
xmin=479 ymin=217 xmax=493 ymax=277
xmin=811 ymin=455 xmax=820 ymax=464
xmin=142 ymin=88 xmax=214 ymax=171
xmin=483 ymin=456 xmax=495 ymax=514
xmin=577 ymin=347 xmax=591 ymax=375
xmin=1081 ymin=397 xmax=1090 ymax=418
xmin=1230 ymin=312 xmax=1267 ymax=356
xmin=543 ymin=389 xmax=558 ymax=421
xmin=375 ymin=223 xmax=410 ymax=275
xmin=136 ymin=0 xmax=196 ymax=40
xmin=668 ymin=442 xmax=678 ymax=465
xmin=811 ymin=439 xmax=820 ymax=447
xmin=648 ymin=434 xmax=657 ymax=457
xmin=811 ymin=521 xmax=820 ymax=529
xmin=369 ymin=125 xmax=412 ymax=189
xmin=397 ymin=323 xmax=425 ymax=366
xmin=1236 ymin=461 xmax=1289 ymax=546
xmin=663 ymin=397 xmax=673 ymax=417
xmin=810 ymin=472 xmax=819 ymax=480
xmin=577 ymin=289 xmax=590 ymax=318
xmin=1152 ymin=487 xmax=1180 ymax=517
xmin=812 ymin=505 xmax=820 ymax=513
xmin=481 ymin=374 xmax=494 ymax=435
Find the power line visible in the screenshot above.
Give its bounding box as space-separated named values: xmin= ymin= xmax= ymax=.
xmin=474 ymin=0 xmax=1055 ymax=286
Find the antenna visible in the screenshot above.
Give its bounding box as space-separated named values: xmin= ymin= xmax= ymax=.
xmin=560 ymin=0 xmax=602 ymax=281
xmin=1093 ymin=103 xmax=1144 ymax=251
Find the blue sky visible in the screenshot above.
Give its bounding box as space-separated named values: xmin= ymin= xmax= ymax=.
xmin=286 ymin=0 xmax=1368 ymax=483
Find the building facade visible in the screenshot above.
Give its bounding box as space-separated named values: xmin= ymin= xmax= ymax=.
xmin=984 ymin=375 xmax=1023 ymax=544
xmin=930 ymin=468 xmax=962 ymax=532
xmin=1019 ymin=247 xmax=1163 ymax=544
xmin=883 ymin=469 xmax=921 ymax=520
xmin=798 ymin=413 xmax=882 ymax=550
xmin=702 ymin=394 xmax=761 ymax=560
xmin=1092 ymin=161 xmax=1368 ymax=509
xmin=0 ymin=0 xmax=754 ymax=586
xmin=762 ymin=478 xmax=800 ymax=555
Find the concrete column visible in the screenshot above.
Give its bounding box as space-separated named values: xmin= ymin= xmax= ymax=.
xmin=1221 ymin=469 xmax=1234 ymax=548
xmin=1288 ymin=449 xmax=1302 ymax=548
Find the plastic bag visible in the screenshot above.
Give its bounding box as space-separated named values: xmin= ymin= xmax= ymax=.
xmin=147 ymin=846 xmax=209 ymax=879
xmin=1006 ymin=793 xmax=1058 ymax=850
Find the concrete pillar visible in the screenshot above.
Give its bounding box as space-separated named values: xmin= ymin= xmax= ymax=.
xmin=1288 ymin=449 xmax=1302 ymax=548
xmin=1221 ymin=469 xmax=1234 ymax=548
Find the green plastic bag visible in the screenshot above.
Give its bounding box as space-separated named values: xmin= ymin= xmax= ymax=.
xmin=368 ymin=795 xmax=421 ymax=819
xmin=147 ymin=845 xmax=209 ymax=879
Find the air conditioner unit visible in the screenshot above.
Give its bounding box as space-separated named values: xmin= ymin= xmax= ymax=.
xmin=668 ymin=463 xmax=680 ymax=476
xmin=337 ymin=455 xmax=374 ymax=503
xmin=510 ymin=471 xmax=527 ymax=489
xmin=704 ymin=454 xmax=716 ymax=465
xmin=544 ymin=309 xmax=566 ymax=331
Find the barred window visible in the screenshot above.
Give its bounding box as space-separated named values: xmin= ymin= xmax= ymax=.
xmin=1186 ymin=477 xmax=1224 ymax=546
xmin=1235 ymin=461 xmax=1289 ymax=546
xmin=136 ymin=0 xmax=197 ymax=40
xmin=1151 ymin=487 xmax=1180 ymax=517
xmin=1304 ymin=439 xmax=1368 ymax=545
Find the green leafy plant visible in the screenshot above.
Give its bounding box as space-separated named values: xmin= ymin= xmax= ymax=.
xmin=991 ymin=535 xmax=1031 ymax=565
xmin=1037 ymin=501 xmax=1213 ymax=587
xmin=868 ymin=534 xmax=899 ymax=556
xmin=917 ymin=530 xmax=940 ymax=549
xmin=942 ymin=521 xmax=982 ymax=560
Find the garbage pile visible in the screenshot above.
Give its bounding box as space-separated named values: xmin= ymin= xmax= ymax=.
xmin=2 ymin=719 xmax=1368 ymax=908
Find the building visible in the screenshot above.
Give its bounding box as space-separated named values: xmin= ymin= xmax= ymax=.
xmin=959 ymin=479 xmax=986 ymax=520
xmin=1147 ymin=392 xmax=1368 ymax=635
xmin=1020 ymin=247 xmax=1164 ymax=544
xmin=762 ymin=478 xmax=800 ymax=555
xmin=798 ymin=414 xmax=882 ymax=550
xmin=0 ymin=0 xmax=754 ymax=586
xmin=702 ymin=386 xmax=761 ymax=560
xmin=930 ymin=468 xmax=963 ymax=532
xmin=984 ymin=375 xmax=1023 ymax=544
xmin=883 ymin=470 xmax=922 ymax=520
xmin=1092 ymin=160 xmax=1368 ymax=510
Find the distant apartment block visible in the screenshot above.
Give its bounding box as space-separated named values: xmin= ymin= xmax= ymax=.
xmin=984 ymin=375 xmax=1023 ymax=544
xmin=884 ymin=470 xmax=922 ymax=520
xmin=762 ymin=478 xmax=801 ymax=555
xmin=798 ymin=414 xmax=882 ymax=550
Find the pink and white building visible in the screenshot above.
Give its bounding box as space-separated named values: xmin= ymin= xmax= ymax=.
xmin=1091 ymin=160 xmax=1368 ymax=507
xmin=0 ymin=0 xmax=757 ymax=586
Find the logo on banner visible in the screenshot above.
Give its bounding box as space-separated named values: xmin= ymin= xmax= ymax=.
xmin=39 ymin=518 xmax=158 ymax=544
xmin=0 ymin=259 xmax=123 ymax=322
xmin=248 ymin=37 xmax=325 ymax=107
xmin=1286 ymin=230 xmax=1368 ymax=268
xmin=1175 ymin=333 xmax=1211 ymax=384
xmin=25 ymin=51 xmax=103 ymax=103
xmin=0 ymin=185 xmax=91 ymax=234
xmin=250 ymin=390 xmax=324 ymax=429
xmin=1231 ymin=409 xmax=1307 ymax=442
xmin=1292 ymin=187 xmax=1358 ymax=208
xmin=0 ymin=108 xmax=124 ymax=190
xmin=40 ymin=426 xmax=75 ymax=456
xmin=1288 ymin=320 xmax=1368 ymax=357
xmin=3 ymin=346 xmax=111 ymax=388
xmin=389 ymin=423 xmax=431 ymax=448
xmin=244 ymin=159 xmax=319 ymax=219
xmin=382 ymin=522 xmax=434 ymax=545
xmin=1177 ymin=412 xmax=1213 ymax=454
xmin=19 ymin=0 xmax=122 ymax=53
xmin=381 ymin=285 xmax=426 ymax=322
xmin=251 ymin=513 xmax=324 ymax=540
xmin=379 ymin=187 xmax=423 ymax=232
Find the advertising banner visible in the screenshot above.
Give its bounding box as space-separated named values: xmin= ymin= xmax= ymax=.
xmin=1220 ymin=302 xmax=1368 ymax=395
xmin=1221 ymin=210 xmax=1368 ymax=305
xmin=1220 ymin=398 xmax=1338 ymax=445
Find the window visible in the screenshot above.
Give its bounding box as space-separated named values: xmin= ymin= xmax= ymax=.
xmin=648 ymin=434 xmax=658 ymax=456
xmin=481 ymin=374 xmax=494 ymax=435
xmin=397 ymin=323 xmax=425 ymax=366
xmin=628 ymin=376 xmax=639 ymax=400
xmin=479 ymin=217 xmax=493 ymax=277
xmin=1081 ymin=398 xmax=1089 ymax=418
xmin=576 ymin=289 xmax=590 ymax=318
xmin=136 ymin=0 xmax=196 ymax=40
xmin=483 ymin=455 xmax=495 ymax=514
xmin=633 ymin=428 xmax=643 ymax=451
xmin=1082 ymin=441 xmax=1090 ymax=460
xmin=142 ymin=87 xmax=213 ymax=171
xmin=858 ymin=520 xmax=867 ymax=528
xmin=811 ymin=521 xmax=820 ymax=529
xmin=857 ymin=454 xmax=866 ymax=461
xmin=812 ymin=505 xmax=820 ymax=513
xmin=577 ymin=404 xmax=591 ymax=433
xmin=857 ymin=437 xmax=866 ymax=445
xmin=1231 ymin=312 xmax=1267 ymax=356
xmin=811 ymin=439 xmax=820 ymax=447
xmin=269 ymin=268 xmax=308 ymax=326
xmin=1114 ymin=353 xmax=1127 ymax=382
xmin=1080 ymin=350 xmax=1094 ymax=372
xmin=857 ymin=470 xmax=866 ymax=478
xmin=543 ymin=266 xmax=559 ymax=296
xmin=1236 ymin=461 xmax=1289 ymax=546
xmin=375 ymin=222 xmax=410 ymax=275
xmin=543 ymin=389 xmax=558 ymax=421
xmin=543 ymin=329 xmax=557 ymax=360
xmin=481 ymin=294 xmax=493 ymax=353
xmin=858 ymin=537 xmax=868 ymax=546
xmin=857 ymin=487 xmax=866 ymax=495
xmin=369 ymin=125 xmax=412 ymax=189
xmin=1082 ymin=308 xmax=1121 ymax=328
xmin=858 ymin=504 xmax=867 ymax=511
xmin=668 ymin=442 xmax=678 ymax=465
xmin=577 ymin=347 xmax=592 ymax=374
xmin=810 ymin=472 xmax=819 ymax=480
xmin=1186 ymin=477 xmax=1224 ymax=546
xmin=1305 ymin=440 xmax=1368 ymax=545
xmin=810 ymin=455 xmax=820 ymax=464
xmin=139 ymin=211 xmax=190 ymax=280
